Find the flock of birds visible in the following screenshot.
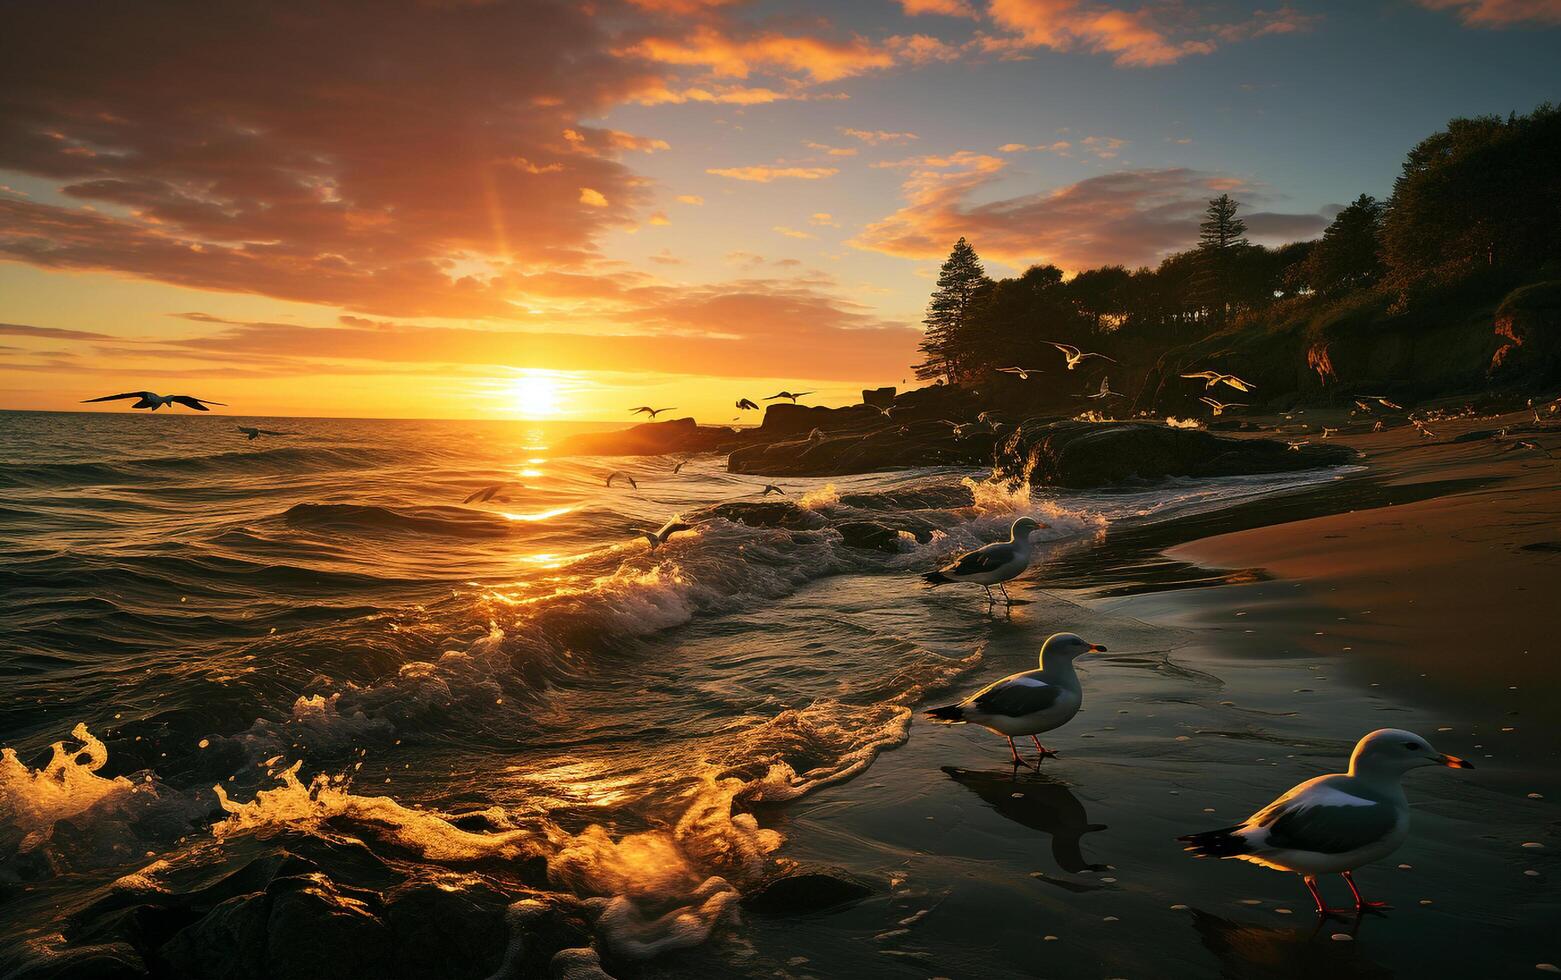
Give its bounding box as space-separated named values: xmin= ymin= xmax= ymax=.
xmin=79 ymin=368 xmax=1553 ymax=921
xmin=924 ymin=614 xmax=1473 ymax=918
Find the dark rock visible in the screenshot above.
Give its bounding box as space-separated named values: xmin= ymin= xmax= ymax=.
xmin=381 ymin=878 xmax=514 ymax=980
xmin=699 ymin=501 xmax=827 ymax=530
xmin=728 ymin=422 xmax=996 ymax=476
xmin=551 ymin=418 xmax=741 ymax=457
xmin=861 ymin=386 xmax=897 ymax=408
xmin=756 ymin=402 xmax=878 ymax=436
xmin=836 ymin=521 xmax=904 ymax=552
xmin=994 ymin=420 xmax=1355 ymax=489
xmin=741 ymin=867 xmax=873 ymax=914
xmin=1 ymin=944 xmax=148 ymax=980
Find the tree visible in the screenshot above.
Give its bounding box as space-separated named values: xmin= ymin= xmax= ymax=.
xmin=1303 ymin=194 xmax=1384 ymax=295
xmin=915 ymin=237 xmax=991 ymax=382
xmin=1066 ymin=265 xmax=1133 ymax=334
xmin=1192 ymin=193 xmax=1248 ymax=326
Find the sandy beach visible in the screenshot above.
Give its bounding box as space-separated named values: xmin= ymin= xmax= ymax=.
xmin=655 ymin=407 xmax=1561 ymax=978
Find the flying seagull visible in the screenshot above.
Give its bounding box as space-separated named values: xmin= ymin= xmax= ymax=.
xmin=736 ymin=398 xmax=760 ymax=411
xmin=237 ymin=425 xmax=292 ymax=440
xmin=1179 ymin=729 xmax=1471 ymax=917
xmin=671 ymin=458 xmax=690 ymax=474
xmin=765 ymin=390 xmax=816 ymax=403
xmin=637 ymin=515 xmax=693 ymax=551
xmin=926 ymin=632 xmax=1104 ymax=767
xmin=630 ymin=406 xmax=677 ymax=419
xmin=943 ymin=420 xmax=978 ymax=439
xmin=922 ymin=516 xmax=1048 ymax=605
xmin=1198 ymin=396 xmax=1247 ymax=416
xmin=996 ymin=366 xmax=1043 ymax=380
xmin=1361 ymin=395 xmax=1404 ymax=410
xmin=1048 ymin=343 xmax=1115 ymax=370
xmin=606 ymin=471 xmax=638 ymax=490
xmin=463 ymin=482 xmax=524 ymax=504
xmin=1181 ymin=371 xmax=1256 ymax=393
xmin=1079 ymin=377 xmax=1122 ymax=400
xmin=757 ymin=484 xmax=786 ymax=496
xmin=82 ymin=391 xmax=226 ymax=411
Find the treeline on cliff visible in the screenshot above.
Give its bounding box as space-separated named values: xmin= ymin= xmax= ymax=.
xmin=915 ymin=104 xmax=1561 ymax=412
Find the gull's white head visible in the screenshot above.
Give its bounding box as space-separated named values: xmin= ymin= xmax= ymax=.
xmin=1011 ymin=516 xmax=1049 ymax=540
xmin=1039 ymin=632 xmax=1106 ymax=667
xmin=1348 ymin=728 xmax=1472 ymax=778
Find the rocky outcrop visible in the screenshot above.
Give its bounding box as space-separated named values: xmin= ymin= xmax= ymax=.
xmin=552 ymin=417 xmax=743 ymax=457
xmin=1489 ymin=280 xmax=1561 ymax=381
xmin=727 ymin=421 xmax=998 ymax=476
xmin=993 ymin=419 xmax=1355 ymax=489
xmin=741 ymin=866 xmax=873 ymax=914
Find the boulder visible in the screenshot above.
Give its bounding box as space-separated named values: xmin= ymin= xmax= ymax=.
xmin=741 ymin=867 xmax=873 ymax=914
xmin=551 ymin=418 xmax=741 ymax=457
xmin=861 ymin=386 xmax=897 ymax=409
xmin=994 ymin=420 xmax=1355 ymax=489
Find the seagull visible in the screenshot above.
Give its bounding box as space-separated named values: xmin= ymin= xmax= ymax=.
xmin=671 ymin=458 xmax=690 ymax=474
xmin=1514 ymin=440 xmax=1560 ymax=458
xmin=1286 ymin=439 xmax=1310 ymax=451
xmin=463 ymin=482 xmax=524 ymax=503
xmin=925 ymin=632 xmax=1104 ymax=767
xmin=1179 ymin=729 xmax=1471 ymax=917
xmin=606 ymin=471 xmax=638 ymax=490
xmin=236 ymin=426 xmax=292 ymax=440
xmin=82 ymin=391 xmax=226 ymax=411
xmin=1079 ymin=377 xmax=1122 ymax=400
xmin=1321 ymin=427 xmax=1339 ymax=439
xmin=1048 ymin=343 xmax=1115 ymax=370
xmin=736 ymin=398 xmax=760 ymax=411
xmin=1410 ymin=418 xmax=1436 ymax=438
xmin=765 ymin=390 xmax=816 ymax=403
xmin=806 ymin=428 xmax=827 ymax=444
xmin=1361 ymin=395 xmax=1404 ymax=410
xmin=630 ymin=406 xmax=677 ymax=419
xmin=922 ymin=516 xmax=1049 ymax=605
xmin=996 ymin=366 xmax=1043 ymax=380
xmin=870 ymin=404 xmax=897 ymax=418
xmin=942 ymin=420 xmax=978 ymax=439
xmin=757 ymin=483 xmax=786 ymax=496
xmin=1181 ymin=371 xmax=1256 ymax=393
xmin=1198 ymin=396 xmax=1247 ymax=417
xmin=637 ymin=515 xmax=693 ymax=551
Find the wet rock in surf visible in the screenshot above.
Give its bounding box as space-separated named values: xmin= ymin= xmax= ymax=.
xmin=837 ymin=521 xmax=909 ymax=552
xmin=699 ymin=501 xmax=827 ymax=530
xmin=993 ymin=420 xmax=1355 ymax=489
xmin=741 ymin=866 xmax=873 ymax=914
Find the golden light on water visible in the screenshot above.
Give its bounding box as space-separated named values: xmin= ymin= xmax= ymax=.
xmin=500 ymin=505 xmax=576 ymax=523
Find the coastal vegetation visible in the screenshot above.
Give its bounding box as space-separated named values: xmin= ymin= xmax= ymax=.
xmin=914 ymin=105 xmax=1561 ymax=412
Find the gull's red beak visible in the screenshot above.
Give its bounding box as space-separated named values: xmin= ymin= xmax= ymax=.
xmin=1438 ymin=754 xmax=1473 ymax=769
xmin=1088 ymin=643 xmax=1107 ymax=653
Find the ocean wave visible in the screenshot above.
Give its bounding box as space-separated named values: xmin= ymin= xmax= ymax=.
xmin=279 ymin=502 xmax=515 ymax=538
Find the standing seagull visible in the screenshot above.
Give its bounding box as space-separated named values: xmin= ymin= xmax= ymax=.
xmin=1179 ymin=729 xmax=1471 ymax=917
xmin=1181 ymin=371 xmax=1256 ymax=393
xmin=765 ymin=390 xmax=816 ymax=403
xmin=1048 ymin=343 xmax=1115 ymax=370
xmin=237 ymin=425 xmax=293 ymax=440
xmin=925 ymin=632 xmax=1104 ymax=767
xmin=922 ymin=516 xmax=1048 ymax=605
xmin=82 ymin=391 xmax=226 ymax=411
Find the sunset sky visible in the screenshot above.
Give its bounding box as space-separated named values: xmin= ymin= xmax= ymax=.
xmin=3 ymin=0 xmax=1558 ymax=421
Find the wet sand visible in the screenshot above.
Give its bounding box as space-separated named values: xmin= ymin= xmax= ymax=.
xmin=674 ymin=407 xmax=1561 ymax=978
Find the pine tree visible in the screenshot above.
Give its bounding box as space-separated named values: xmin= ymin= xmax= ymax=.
xmin=915 ymin=237 xmax=990 ymax=382
xmin=1192 ymin=194 xmax=1249 ymax=326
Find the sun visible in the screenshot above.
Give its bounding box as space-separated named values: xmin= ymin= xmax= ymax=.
xmin=507 ymin=372 xmax=563 ymax=419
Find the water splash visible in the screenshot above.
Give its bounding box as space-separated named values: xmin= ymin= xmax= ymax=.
xmin=0 ymin=724 xmax=135 ymax=851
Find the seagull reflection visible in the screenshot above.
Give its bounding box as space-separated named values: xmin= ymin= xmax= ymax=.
xmin=941 ymin=766 xmax=1106 ymax=874
xmin=1186 ymin=909 xmax=1390 ymax=980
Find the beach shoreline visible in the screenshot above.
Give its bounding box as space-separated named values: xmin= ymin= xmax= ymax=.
xmin=682 ymin=405 xmax=1560 ymax=978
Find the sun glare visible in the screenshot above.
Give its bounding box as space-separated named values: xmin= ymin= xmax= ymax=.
xmin=507 ymin=372 xmax=562 ymax=419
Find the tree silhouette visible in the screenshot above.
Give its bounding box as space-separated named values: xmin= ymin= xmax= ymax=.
xmin=1192 ymin=193 xmax=1249 ymax=326
xmin=915 ymin=237 xmax=991 ymax=382
xmin=1304 ymin=194 xmax=1384 ymax=296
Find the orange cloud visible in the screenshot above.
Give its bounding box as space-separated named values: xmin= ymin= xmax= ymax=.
xmin=627 ymin=26 xmax=896 ymax=83
xmin=1416 ymin=0 xmax=1561 ymax=26
xmin=983 ymin=0 xmax=1317 ymax=67
xmin=898 ymin=0 xmax=980 ymax=17
xmin=851 ymin=156 xmax=1329 ymax=270
xmin=579 ymin=188 xmax=610 ymax=207
xmin=841 ymin=127 xmax=921 ymax=144
xmin=773 ymin=225 xmax=815 ymax=239
xmin=676 ymin=194 xmax=706 ymax=205
xmin=706 ymin=165 xmax=840 ymax=182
